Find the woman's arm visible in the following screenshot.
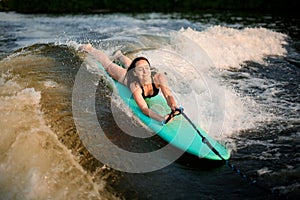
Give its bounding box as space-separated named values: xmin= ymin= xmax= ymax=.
xmin=131 ymin=83 xmax=167 ymax=122
xmin=156 ymin=73 xmax=178 ymax=111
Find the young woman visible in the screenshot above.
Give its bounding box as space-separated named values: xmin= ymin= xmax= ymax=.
xmin=80 ymin=44 xmax=178 ymax=123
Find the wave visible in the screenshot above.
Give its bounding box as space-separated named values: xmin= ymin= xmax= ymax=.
xmin=173 ymin=26 xmax=288 ymax=70
xmin=0 ymin=45 xmax=120 ymax=199
xmin=0 ymin=24 xmax=296 ymax=198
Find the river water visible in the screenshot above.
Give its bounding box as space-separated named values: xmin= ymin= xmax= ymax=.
xmin=0 ymin=11 xmax=299 ymax=199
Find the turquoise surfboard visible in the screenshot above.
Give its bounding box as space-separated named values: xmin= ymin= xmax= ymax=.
xmin=98 ymin=62 xmax=230 ymax=161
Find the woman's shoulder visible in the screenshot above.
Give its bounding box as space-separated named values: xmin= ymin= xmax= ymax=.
xmin=153 ymin=72 xmax=166 ymax=84
xmin=129 ymin=81 xmax=141 ymax=92
xmin=153 ymin=72 xmax=164 ymax=79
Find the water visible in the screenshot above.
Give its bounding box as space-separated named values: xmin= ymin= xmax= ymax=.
xmin=0 ymin=11 xmax=299 ymax=199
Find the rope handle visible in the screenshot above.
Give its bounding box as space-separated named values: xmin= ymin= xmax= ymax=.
xmin=161 ymin=107 xmax=184 ymax=125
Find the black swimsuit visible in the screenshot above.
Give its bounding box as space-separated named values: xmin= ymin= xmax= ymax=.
xmin=141 ymin=82 xmax=160 ymax=99
xmin=126 ymin=68 xmax=159 ymax=98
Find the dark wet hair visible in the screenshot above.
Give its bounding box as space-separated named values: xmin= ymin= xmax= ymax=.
xmin=127 ymin=57 xmax=150 ymax=72
xmin=126 ymin=57 xmax=151 ymax=87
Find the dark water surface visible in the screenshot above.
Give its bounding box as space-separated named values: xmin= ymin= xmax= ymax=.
xmin=0 ymin=11 xmax=299 ymax=199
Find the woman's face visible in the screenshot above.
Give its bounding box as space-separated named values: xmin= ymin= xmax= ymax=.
xmin=133 ymin=60 xmax=151 ymax=82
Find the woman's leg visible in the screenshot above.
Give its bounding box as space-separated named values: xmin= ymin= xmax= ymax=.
xmin=81 ymin=44 xmax=127 ymax=84
xmin=106 ymin=62 xmax=127 ymax=84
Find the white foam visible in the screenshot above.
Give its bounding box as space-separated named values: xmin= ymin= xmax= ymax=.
xmin=257 ymin=167 xmax=273 ymax=175
xmin=176 ymin=26 xmax=287 ymax=69
xmin=43 ymin=80 xmax=60 ymax=88
xmin=272 ymin=182 xmax=300 ymax=195
xmin=156 ymin=26 xmax=290 ymax=138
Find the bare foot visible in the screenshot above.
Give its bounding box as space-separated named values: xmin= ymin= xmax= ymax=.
xmin=79 ymin=43 xmax=93 ymax=52
xmin=110 ymin=50 xmax=123 ymax=61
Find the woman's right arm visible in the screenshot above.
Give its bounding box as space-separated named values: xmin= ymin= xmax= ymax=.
xmin=131 ymin=84 xmax=167 ymax=123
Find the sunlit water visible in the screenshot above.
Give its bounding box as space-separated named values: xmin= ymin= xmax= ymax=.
xmin=0 ymin=12 xmax=299 ymax=199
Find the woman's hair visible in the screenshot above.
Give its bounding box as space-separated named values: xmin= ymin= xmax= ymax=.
xmin=126 ymin=57 xmax=151 ymax=87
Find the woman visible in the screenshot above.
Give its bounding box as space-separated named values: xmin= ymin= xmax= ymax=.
xmin=80 ymin=44 xmax=178 ymax=123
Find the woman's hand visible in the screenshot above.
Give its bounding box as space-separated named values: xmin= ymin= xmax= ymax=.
xmin=170 ymin=105 xmax=179 ymax=112
xmin=163 ymin=113 xmax=174 ymax=124
xmin=162 ymin=106 xmax=182 ymax=125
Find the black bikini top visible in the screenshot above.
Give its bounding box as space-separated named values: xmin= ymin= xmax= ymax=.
xmin=141 ymin=82 xmax=160 ymax=99
xmin=139 ymin=74 xmax=159 ymax=99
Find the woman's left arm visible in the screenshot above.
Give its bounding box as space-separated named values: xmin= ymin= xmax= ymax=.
xmin=157 ymin=73 xmax=178 ymax=111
